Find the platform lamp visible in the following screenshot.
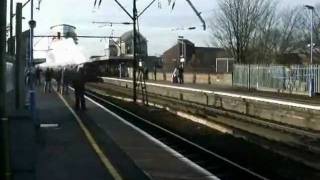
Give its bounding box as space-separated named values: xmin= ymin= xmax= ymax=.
xmin=29 ymin=0 xmax=37 ymax=125
xmin=305 ymin=5 xmax=315 ymax=97
xmin=305 ymin=5 xmax=314 ymax=64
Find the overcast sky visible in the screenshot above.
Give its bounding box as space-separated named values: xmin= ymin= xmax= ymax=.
xmin=7 ymin=0 xmax=320 ymax=59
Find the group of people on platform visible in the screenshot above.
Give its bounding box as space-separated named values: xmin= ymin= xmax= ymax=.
xmin=172 ymin=64 xmax=184 ymax=84
xmin=34 ymin=66 xmax=86 ymax=111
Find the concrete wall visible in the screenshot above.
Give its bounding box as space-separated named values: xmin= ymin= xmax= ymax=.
xmin=102 ymin=78 xmax=320 ymax=132
xmin=143 ymin=72 xmax=232 ymax=86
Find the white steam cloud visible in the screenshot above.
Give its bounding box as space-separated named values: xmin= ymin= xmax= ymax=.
xmin=42 ymin=38 xmax=88 ymax=67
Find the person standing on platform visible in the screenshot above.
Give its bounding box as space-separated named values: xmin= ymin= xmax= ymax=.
xmin=35 ymin=67 xmax=42 ymax=86
xmin=62 ymin=67 xmax=70 ymax=94
xmin=56 ymin=68 xmax=62 ymax=93
xmin=143 ymin=66 xmax=149 ymax=81
xmin=178 ymin=64 xmax=184 ymax=84
xmin=154 ymin=64 xmax=157 ymax=81
xmin=172 ymin=67 xmax=178 ymax=83
xmin=44 ymin=68 xmax=52 ymax=93
xmin=73 ymin=67 xmax=86 ymax=111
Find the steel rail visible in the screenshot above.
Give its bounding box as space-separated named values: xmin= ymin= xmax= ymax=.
xmin=85 ymin=90 xmax=270 ymax=180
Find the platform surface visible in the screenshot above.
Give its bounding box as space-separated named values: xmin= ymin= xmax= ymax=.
xmin=35 ymin=89 xmax=114 ymax=180
xmin=34 ymin=87 xmax=217 ymax=180
xmin=63 ymin=90 xmax=217 ymax=180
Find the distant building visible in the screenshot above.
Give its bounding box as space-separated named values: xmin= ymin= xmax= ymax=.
xmin=109 ymin=30 xmax=148 ymax=58
xmin=50 ymin=24 xmax=78 ymax=44
xmin=90 ymin=30 xmax=160 ymax=77
xmin=162 ymin=38 xmax=232 ymax=73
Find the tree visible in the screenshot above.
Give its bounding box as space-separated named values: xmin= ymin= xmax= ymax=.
xmin=275 ymin=3 xmax=320 ymax=63
xmin=277 ymin=7 xmax=305 ymax=55
xmin=211 ymin=0 xmax=275 ymax=63
xmin=249 ymin=1 xmax=278 ymax=63
xmin=309 ymin=4 xmax=320 ymax=59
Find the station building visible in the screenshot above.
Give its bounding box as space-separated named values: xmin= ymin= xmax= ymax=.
xmin=89 ymin=30 xmax=161 ymax=78
xmin=109 ymin=30 xmax=148 ymax=58
xmin=161 ymin=38 xmax=233 ymax=73
xmin=50 ymin=24 xmax=78 ymax=44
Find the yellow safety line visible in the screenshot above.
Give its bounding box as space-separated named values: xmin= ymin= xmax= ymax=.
xmin=57 ymin=93 xmax=123 ymax=180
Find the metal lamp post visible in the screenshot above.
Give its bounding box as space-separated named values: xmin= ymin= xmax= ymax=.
xmin=305 ymin=5 xmax=314 ymax=64
xmin=28 ymin=0 xmax=37 ymax=124
xmin=95 ymin=0 xmax=205 ymax=101
xmin=305 ymin=5 xmax=315 ymax=97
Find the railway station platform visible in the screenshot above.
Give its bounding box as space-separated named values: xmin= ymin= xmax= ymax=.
xmin=26 ymin=87 xmax=218 ymax=180
xmin=102 ymin=77 xmax=320 ymax=106
xmin=34 ymin=88 xmax=115 ymax=180
xmin=98 ymin=77 xmax=320 ymax=132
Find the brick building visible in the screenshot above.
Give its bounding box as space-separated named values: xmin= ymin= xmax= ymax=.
xmin=162 ymin=38 xmax=232 ymax=73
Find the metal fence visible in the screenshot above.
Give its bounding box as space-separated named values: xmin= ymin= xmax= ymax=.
xmin=233 ymin=64 xmax=320 ymax=95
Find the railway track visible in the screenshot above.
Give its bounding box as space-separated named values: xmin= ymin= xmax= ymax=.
xmin=85 ymin=89 xmax=271 ymax=180
xmin=87 ymin=83 xmax=320 ymax=148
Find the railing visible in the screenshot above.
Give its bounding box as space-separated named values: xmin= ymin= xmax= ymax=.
xmin=233 ymin=64 xmax=320 ymax=95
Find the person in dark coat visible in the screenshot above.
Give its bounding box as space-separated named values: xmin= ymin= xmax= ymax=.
xmin=143 ymin=66 xmax=149 ymax=80
xmin=172 ymin=67 xmax=178 ymax=83
xmin=153 ymin=65 xmax=157 ymax=81
xmin=35 ymin=67 xmax=42 ymax=86
xmin=44 ymin=68 xmax=52 ymax=93
xmin=73 ymin=67 xmax=86 ymax=111
xmin=178 ymin=64 xmax=184 ymax=84
xmin=62 ymin=67 xmax=70 ymax=94
xmin=56 ymin=68 xmax=62 ymax=92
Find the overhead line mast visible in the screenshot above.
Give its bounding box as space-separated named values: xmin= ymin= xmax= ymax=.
xmin=93 ymin=0 xmax=206 ymax=102
xmin=184 ymin=0 xmax=206 ymax=30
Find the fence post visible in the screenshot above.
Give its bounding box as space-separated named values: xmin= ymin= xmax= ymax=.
xmin=231 ymin=66 xmax=234 ymax=87
xmin=309 ymin=64 xmax=315 ymax=97
xmin=248 ymin=64 xmax=251 ymax=90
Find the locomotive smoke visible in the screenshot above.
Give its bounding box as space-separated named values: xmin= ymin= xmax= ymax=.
xmin=42 ymin=38 xmax=87 ymax=67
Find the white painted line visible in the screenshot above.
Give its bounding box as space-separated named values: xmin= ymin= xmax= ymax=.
xmin=101 ymin=77 xmax=213 ymax=94
xmin=213 ymin=91 xmax=320 ymax=111
xmin=1 ymin=118 xmax=8 ymax=121
xmin=40 ymin=123 xmax=59 ymax=128
xmin=101 ymin=77 xmax=320 ymax=111
xmin=176 ymin=111 xmax=233 ymax=134
xmin=84 ymin=94 xmax=220 ymax=180
xmin=57 ymin=92 xmax=123 ymax=180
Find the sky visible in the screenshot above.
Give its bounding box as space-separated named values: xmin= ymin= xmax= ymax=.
xmin=7 ymin=0 xmax=320 ymax=60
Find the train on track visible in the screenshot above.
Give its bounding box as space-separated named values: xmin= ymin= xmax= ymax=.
xmin=73 ymin=57 xmax=133 ymax=82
